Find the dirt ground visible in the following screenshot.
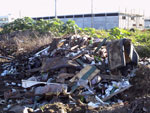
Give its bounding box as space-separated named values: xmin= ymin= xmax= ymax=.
xmin=0 ymin=32 xmax=150 ymax=113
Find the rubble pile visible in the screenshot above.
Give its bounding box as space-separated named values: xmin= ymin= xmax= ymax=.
xmin=1 ymin=35 xmax=150 ymax=113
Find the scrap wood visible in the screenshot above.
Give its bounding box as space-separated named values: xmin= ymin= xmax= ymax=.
xmin=107 ymin=39 xmax=125 ymax=70
xmin=75 ymin=59 xmax=85 ymax=67
xmin=70 ymin=65 xmax=100 ymax=83
xmin=100 ymin=74 xmax=126 ymax=81
xmin=22 ymin=80 xmax=67 ymax=89
xmin=35 ymin=83 xmax=68 ymax=95
xmin=26 ymin=67 xmax=41 ymax=73
xmin=71 ymin=51 xmax=87 ymax=60
xmin=70 ymin=65 xmax=100 ymax=93
xmin=94 ymin=38 xmax=107 ymax=54
xmin=56 ymin=73 xmax=74 ymax=83
xmin=41 ymin=57 xmax=80 ymax=72
xmin=0 ymin=56 xmax=13 ymax=60
xmin=70 ymin=45 xmax=79 ymax=50
xmin=102 ymin=85 xmax=132 ymax=102
xmin=26 ymin=57 xmax=80 ymax=73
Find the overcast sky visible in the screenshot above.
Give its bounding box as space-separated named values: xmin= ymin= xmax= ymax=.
xmin=0 ymin=0 xmax=149 ymax=18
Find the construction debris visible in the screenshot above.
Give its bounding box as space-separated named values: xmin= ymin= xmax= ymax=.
xmin=0 ymin=35 xmax=143 ymax=112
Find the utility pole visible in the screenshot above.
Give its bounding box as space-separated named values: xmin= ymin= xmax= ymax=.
xmin=91 ymin=0 xmax=94 ymax=28
xmin=19 ymin=10 xmax=22 ymax=18
xmin=55 ymin=0 xmax=57 ymax=18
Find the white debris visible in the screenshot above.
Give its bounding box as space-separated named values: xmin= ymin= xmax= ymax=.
xmin=102 ymin=95 xmax=105 ymax=98
xmin=0 ymin=99 xmax=5 ymax=105
xmin=7 ymin=104 xmax=11 ymax=109
xmin=104 ymin=84 xmax=108 ymax=87
xmin=66 ymin=51 xmax=82 ymax=58
xmin=47 ymin=78 xmax=54 ymax=83
xmin=120 ymin=80 xmax=130 ymax=88
xmin=65 ymin=44 xmax=68 ymax=47
xmin=88 ymin=102 xmax=100 ymax=108
xmin=83 ymin=37 xmax=88 ymax=41
xmin=22 ymin=80 xmax=47 ymax=88
xmin=128 ymin=69 xmax=137 ymax=77
xmin=35 ymin=46 xmax=50 ymax=57
xmin=17 ymin=84 xmax=21 ymax=87
xmin=106 ymin=70 xmax=110 ymax=73
xmin=117 ymin=99 xmax=123 ymax=103
xmin=91 ymin=76 xmax=101 ymax=85
xmin=12 ymin=89 xmax=17 ymax=93
xmin=11 ymin=82 xmax=16 ymax=86
xmin=5 ymin=83 xmax=10 ymax=86
xmin=8 ymin=100 xmax=13 ymax=103
xmin=91 ymin=61 xmax=96 ymax=65
xmin=105 ymin=85 xmax=113 ymax=96
xmin=1 ymin=70 xmax=9 ymax=76
xmin=105 ymin=58 xmax=108 ymax=64
xmin=98 ymin=62 xmax=102 ymax=65
xmin=103 ymin=80 xmax=131 ymax=98
xmin=23 ymin=107 xmax=30 ymax=113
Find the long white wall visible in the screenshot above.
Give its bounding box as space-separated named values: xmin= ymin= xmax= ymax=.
xmin=61 ymin=16 xmax=119 ymax=30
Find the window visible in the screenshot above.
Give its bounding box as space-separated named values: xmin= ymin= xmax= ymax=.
xmin=122 ymin=16 xmax=126 ymax=19
xmin=0 ymin=18 xmax=7 ymax=21
xmin=66 ymin=15 xmax=73 ymax=18
xmin=84 ymin=14 xmax=91 ymax=17
xmin=11 ymin=18 xmax=15 ymax=20
xmin=74 ymin=15 xmax=83 ymax=18
xmin=133 ymin=24 xmax=136 ymax=26
xmin=131 ymin=17 xmax=134 ymax=20
xmin=58 ymin=16 xmax=64 ymax=19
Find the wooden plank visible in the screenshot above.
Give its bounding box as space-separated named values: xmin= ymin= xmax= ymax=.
xmin=70 ymin=65 xmax=91 ymax=82
xmin=94 ymin=38 xmax=107 ymax=54
xmin=70 ymin=65 xmax=100 ymax=93
xmin=100 ymin=74 xmax=125 ymax=81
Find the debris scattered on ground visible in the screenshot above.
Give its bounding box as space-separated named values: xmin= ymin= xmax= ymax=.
xmin=1 ymin=35 xmax=150 ymax=113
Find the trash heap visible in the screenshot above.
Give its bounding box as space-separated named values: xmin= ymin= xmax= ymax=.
xmin=0 ymin=35 xmax=141 ymax=112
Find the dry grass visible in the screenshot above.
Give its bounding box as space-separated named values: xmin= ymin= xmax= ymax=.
xmin=0 ymin=30 xmax=53 ymax=57
xmin=14 ymin=35 xmax=52 ymax=54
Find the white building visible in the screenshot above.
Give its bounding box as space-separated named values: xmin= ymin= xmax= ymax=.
xmin=33 ymin=12 xmax=144 ymax=30
xmin=0 ymin=14 xmax=15 ymax=27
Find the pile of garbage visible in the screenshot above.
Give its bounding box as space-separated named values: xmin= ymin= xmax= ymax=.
xmin=0 ymin=35 xmax=142 ymax=112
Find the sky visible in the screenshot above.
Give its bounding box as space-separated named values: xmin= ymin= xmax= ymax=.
xmin=0 ymin=0 xmax=150 ymax=18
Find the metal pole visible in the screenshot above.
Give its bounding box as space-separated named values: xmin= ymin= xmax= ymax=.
xmin=91 ymin=0 xmax=93 ymax=28
xmin=19 ymin=10 xmax=22 ymax=18
xmin=55 ymin=0 xmax=57 ymax=18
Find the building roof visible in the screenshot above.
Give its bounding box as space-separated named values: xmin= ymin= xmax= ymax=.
xmin=32 ymin=12 xmax=143 ymax=20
